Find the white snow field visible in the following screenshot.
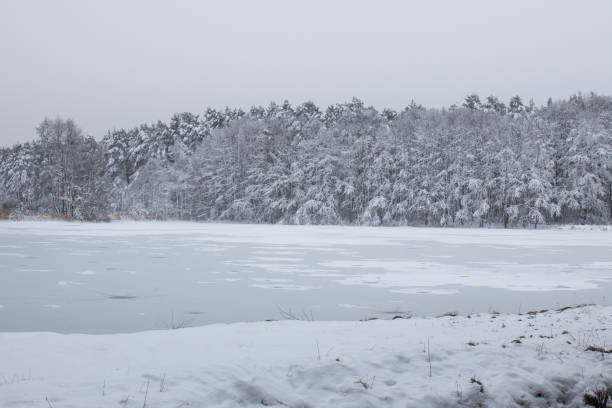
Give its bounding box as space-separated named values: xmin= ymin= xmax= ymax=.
xmin=1 ymin=305 xmax=611 ymax=407
xmin=0 ymin=221 xmax=611 ymax=406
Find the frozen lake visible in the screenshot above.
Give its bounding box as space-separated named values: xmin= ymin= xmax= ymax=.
xmin=0 ymin=221 xmax=611 ymax=333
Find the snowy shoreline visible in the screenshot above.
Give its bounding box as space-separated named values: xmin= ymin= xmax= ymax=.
xmin=2 ymin=217 xmax=611 ymax=230
xmin=2 ymin=305 xmax=610 ymax=407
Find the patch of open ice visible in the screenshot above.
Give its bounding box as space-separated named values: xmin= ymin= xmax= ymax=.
xmin=78 ymin=270 xmax=97 ymax=275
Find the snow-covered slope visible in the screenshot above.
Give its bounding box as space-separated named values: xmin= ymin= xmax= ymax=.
xmin=1 ymin=305 xmax=610 ymax=407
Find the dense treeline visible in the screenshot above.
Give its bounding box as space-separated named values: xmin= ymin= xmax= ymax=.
xmin=0 ymin=118 xmax=109 ymax=220
xmin=1 ymin=93 xmax=611 ymax=227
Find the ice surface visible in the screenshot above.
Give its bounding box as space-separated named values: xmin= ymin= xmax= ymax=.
xmin=0 ymin=221 xmax=611 ymax=333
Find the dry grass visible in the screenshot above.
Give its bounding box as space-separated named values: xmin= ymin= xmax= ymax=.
xmin=526 ymin=309 xmax=549 ymax=315
xmin=556 ymin=303 xmax=594 ymax=312
xmin=354 ymin=376 xmax=375 ymax=390
xmin=277 ymin=306 xmax=315 ymax=321
xmin=585 ymin=345 xmax=612 ymax=354
xmin=583 ymin=385 xmax=610 ymax=408
xmin=470 ymin=376 xmax=485 ymax=393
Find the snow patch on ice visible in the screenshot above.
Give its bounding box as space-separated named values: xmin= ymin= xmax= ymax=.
xmin=58 ymin=281 xmax=83 ymax=286
xmin=43 ymin=304 xmax=62 ymax=309
xmin=390 ymin=288 xmax=460 ymax=295
xmin=251 ymin=283 xmax=314 ymax=291
xmin=251 ymin=277 xmax=293 ymax=283
xmin=338 ymin=303 xmax=370 ymax=309
xmin=218 ymin=278 xmax=240 ymax=282
xmin=250 ymin=256 xmax=305 ymax=262
xmin=326 ymin=260 xmax=612 ymax=292
xmin=0 ymin=252 xmax=27 ymax=257
xmin=196 ymin=245 xmax=232 ymax=252
xmin=251 ymin=250 xmax=304 ymax=255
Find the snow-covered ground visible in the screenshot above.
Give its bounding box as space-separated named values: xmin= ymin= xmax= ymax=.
xmin=0 ymin=221 xmax=611 ymax=333
xmin=1 ymin=305 xmax=611 ymax=407
xmin=1 ymin=222 xmax=612 ymax=406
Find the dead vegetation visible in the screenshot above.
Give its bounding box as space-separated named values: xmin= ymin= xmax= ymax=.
xmin=277 ymin=306 xmax=315 ymax=321
xmin=470 ymin=376 xmax=485 ymax=393
xmin=583 ymin=385 xmax=610 ymax=408
xmin=354 ymin=376 xmax=375 ymax=390
xmin=585 ymin=345 xmax=612 ymax=354
xmin=527 ymin=309 xmax=549 ymax=315
xmin=162 ymin=311 xmax=194 ymax=330
xmin=524 ymin=304 xmax=594 ymax=316
xmin=556 ymin=303 xmax=594 ymax=312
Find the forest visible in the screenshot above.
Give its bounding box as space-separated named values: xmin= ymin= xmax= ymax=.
xmin=1 ymin=93 xmax=611 ymax=227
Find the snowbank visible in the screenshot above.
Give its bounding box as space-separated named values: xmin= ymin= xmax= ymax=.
xmin=1 ymin=305 xmax=610 ymax=407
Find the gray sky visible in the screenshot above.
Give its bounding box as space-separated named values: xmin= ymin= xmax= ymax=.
xmin=1 ymin=0 xmax=612 ymax=146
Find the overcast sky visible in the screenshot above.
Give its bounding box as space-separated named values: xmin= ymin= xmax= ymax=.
xmin=1 ymin=0 xmax=612 ymax=146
